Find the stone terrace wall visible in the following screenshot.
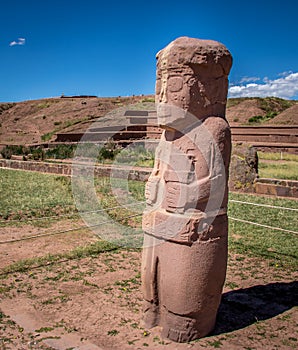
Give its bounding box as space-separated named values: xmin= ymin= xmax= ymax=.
xmin=255 ymin=178 xmax=298 ymax=198
xmin=0 ymin=159 xmax=150 ymax=182
xmin=0 ymin=159 xmax=297 ymax=198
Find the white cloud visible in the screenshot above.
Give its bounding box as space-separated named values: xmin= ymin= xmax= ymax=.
xmin=239 ymin=76 xmax=260 ymax=84
xmin=9 ymin=37 xmax=26 ymax=46
xmin=229 ymin=72 xmax=298 ymax=99
xmin=278 ymin=71 xmax=293 ymax=78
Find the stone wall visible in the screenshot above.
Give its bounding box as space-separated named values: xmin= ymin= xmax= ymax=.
xmin=229 ymin=143 xmax=258 ymax=191
xmin=0 ymin=159 xmax=150 ymax=182
xmin=0 ymin=159 xmax=72 ymax=176
xmin=254 ymin=178 xmax=298 ymax=198
xmin=0 ymin=158 xmax=297 ymax=198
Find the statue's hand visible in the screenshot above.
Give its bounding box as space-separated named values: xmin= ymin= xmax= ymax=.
xmin=165 ymin=182 xmax=182 ymax=211
xmin=145 ymin=176 xmax=161 ymax=205
xmin=164 ymin=181 xmax=197 ymax=213
xmin=164 ymin=179 xmax=212 ymax=212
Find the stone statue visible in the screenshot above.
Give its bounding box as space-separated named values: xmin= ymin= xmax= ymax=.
xmin=141 ymin=37 xmax=232 ymax=342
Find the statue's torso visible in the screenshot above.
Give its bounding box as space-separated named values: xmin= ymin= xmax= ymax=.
xmin=143 ymin=116 xmax=231 ymax=243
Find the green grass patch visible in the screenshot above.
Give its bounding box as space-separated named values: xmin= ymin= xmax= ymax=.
xmin=0 ymin=168 xmax=74 ymax=220
xmin=0 ymin=169 xmax=297 ymax=270
xmin=258 ymin=152 xmax=298 ymax=180
xmin=96 ymin=178 xmax=298 ymax=269
xmin=258 ymin=161 xmax=298 ymax=180
xmin=228 ymin=192 xmax=298 ymax=269
xmin=258 ymin=152 xmax=298 ymax=162
xmin=94 ymin=177 xmax=145 ymax=227
xmin=41 ymin=131 xmax=55 ymax=142
xmin=141 ymin=97 xmax=155 ymax=103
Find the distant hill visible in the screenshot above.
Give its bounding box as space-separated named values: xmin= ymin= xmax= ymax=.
xmin=0 ymin=95 xmax=154 ymax=145
xmin=0 ymin=96 xmax=297 ymax=145
xmin=267 ymin=103 xmax=298 ymax=125
xmin=226 ymin=97 xmax=297 ymax=125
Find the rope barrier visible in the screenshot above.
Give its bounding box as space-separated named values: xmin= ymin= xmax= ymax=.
xmin=2 ymin=198 xmax=296 ymax=224
xmin=229 ymin=199 xmax=298 ymax=212
xmin=0 ymin=201 xmax=146 ymax=224
xmin=2 ymin=210 xmax=296 ymax=244
xmin=229 ymin=216 xmax=298 ymax=235
xmin=0 ymin=213 xmax=143 ymax=245
xmin=1 ymin=197 xmax=297 ymax=244
xmin=0 ymin=224 xmax=87 ymax=244
xmin=0 ymin=211 xmax=79 ymax=223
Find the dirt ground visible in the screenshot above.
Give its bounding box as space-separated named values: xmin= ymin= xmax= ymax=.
xmin=0 ymin=221 xmax=297 ymax=350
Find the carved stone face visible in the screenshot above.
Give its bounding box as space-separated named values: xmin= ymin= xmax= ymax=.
xmin=155 ymin=66 xmax=194 ymax=129
xmin=155 ymin=37 xmax=232 ymax=130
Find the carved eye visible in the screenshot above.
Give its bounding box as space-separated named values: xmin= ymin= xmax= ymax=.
xmin=168 ymin=76 xmax=183 ymax=92
xmin=187 ymin=77 xmax=196 ymax=87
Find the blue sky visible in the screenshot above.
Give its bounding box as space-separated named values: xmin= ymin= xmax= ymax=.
xmin=1 ymin=0 xmax=298 ymax=102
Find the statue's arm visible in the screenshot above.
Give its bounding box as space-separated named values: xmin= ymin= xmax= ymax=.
xmin=164 ymin=119 xmax=231 ymax=212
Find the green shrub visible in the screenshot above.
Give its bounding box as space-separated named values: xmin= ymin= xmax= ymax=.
xmin=37 ymin=101 xmax=52 ymax=109
xmin=30 ymin=147 xmax=45 ymax=160
xmin=0 ymin=144 xmax=76 ymax=161
xmin=248 ymin=111 xmax=278 ymax=124
xmin=0 ymin=103 xmax=15 ymax=115
xmin=258 ymin=97 xmax=295 ymax=113
xmin=1 ymin=146 xmax=13 ymax=159
xmin=97 ymin=140 xmax=121 ymax=162
xmin=41 ymin=132 xmax=55 ymax=142
xmin=115 ymin=146 xmax=154 ymax=167
xmin=266 ymin=111 xmax=278 ymax=118
xmin=45 ymin=144 xmax=75 ymax=159
xmin=0 ymin=145 xmax=46 ymax=160
xmin=248 ymin=115 xmax=264 ymax=123
xmin=1 ymin=145 xmax=29 ymax=159
xmin=141 ymin=97 xmax=155 ymax=103
xmin=98 ymin=147 xmax=119 ymax=161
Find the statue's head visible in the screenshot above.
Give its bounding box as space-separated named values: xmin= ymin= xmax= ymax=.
xmin=155 ymin=37 xmax=232 ymax=129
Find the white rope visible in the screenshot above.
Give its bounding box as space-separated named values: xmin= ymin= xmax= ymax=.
xmin=0 ymin=201 xmax=146 ymax=223
xmin=0 ymin=224 xmax=87 ymax=244
xmin=2 ymin=198 xmax=296 ymax=224
xmin=1 ymin=211 xmax=297 ymax=243
xmin=0 ymin=211 xmax=79 ymax=223
xmin=0 ymin=213 xmax=143 ymax=244
xmin=229 ymin=216 xmax=298 ymax=235
xmin=229 ymin=199 xmax=298 ymax=212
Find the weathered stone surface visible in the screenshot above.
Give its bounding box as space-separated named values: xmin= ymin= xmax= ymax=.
xmin=229 ymin=143 xmax=258 ymax=191
xmin=141 ymin=37 xmax=232 ymax=342
xmin=254 ymin=181 xmax=298 ymax=198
